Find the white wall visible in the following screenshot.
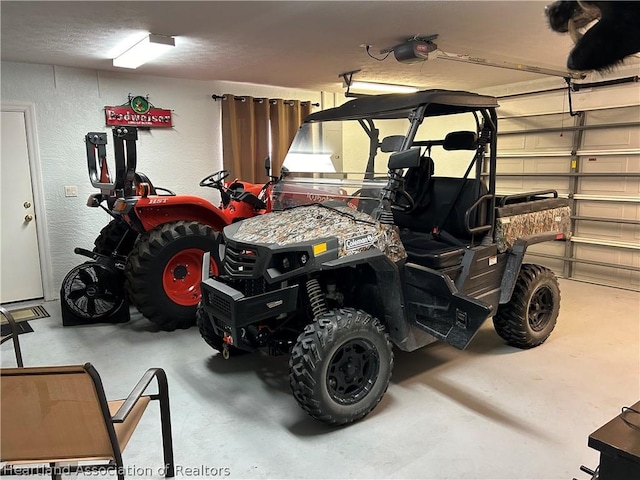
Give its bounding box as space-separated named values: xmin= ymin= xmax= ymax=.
xmin=1 ymin=61 xmax=321 ymax=299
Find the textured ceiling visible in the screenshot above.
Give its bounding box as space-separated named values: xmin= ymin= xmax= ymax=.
xmin=0 ymin=0 xmax=625 ymax=93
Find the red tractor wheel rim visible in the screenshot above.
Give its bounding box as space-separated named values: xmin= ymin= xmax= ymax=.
xmin=162 ymin=248 xmax=218 ymax=306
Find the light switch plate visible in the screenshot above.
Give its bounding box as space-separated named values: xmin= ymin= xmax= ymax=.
xmin=64 ymin=186 xmax=78 ymax=197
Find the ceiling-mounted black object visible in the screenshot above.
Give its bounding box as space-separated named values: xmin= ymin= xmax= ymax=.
xmin=380 ymin=35 xmax=439 ymax=64
xmin=393 ymin=39 xmax=438 ymax=64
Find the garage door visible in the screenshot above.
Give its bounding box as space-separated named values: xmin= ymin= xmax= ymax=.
xmin=495 ymin=87 xmax=640 ymax=291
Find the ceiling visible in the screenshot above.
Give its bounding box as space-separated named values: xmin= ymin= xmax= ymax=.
xmin=0 ymin=1 xmax=616 ymax=93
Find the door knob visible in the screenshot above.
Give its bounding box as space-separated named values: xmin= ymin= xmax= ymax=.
xmin=24 ymin=214 xmax=33 ymax=223
xmin=23 ymin=201 xmax=31 ymax=208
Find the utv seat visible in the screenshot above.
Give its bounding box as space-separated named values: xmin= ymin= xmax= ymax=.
xmin=392 ymin=155 xmax=434 ymax=218
xmin=397 ymin=177 xmax=489 ymax=269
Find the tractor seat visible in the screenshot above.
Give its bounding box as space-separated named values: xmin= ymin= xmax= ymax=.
xmin=134 ymin=172 xmax=157 ymax=195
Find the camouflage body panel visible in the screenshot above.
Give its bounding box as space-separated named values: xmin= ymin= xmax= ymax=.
xmin=495 ymin=205 xmax=572 ymax=252
xmin=231 ymin=204 xmax=407 ymax=262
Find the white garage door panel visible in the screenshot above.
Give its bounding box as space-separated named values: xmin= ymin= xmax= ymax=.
xmin=499 ymin=113 xmax=574 ymax=153
xmin=524 ymin=242 xmax=566 ymax=276
xmin=586 ymin=106 xmax=640 ymax=124
xmin=583 ymin=107 xmax=640 ymax=149
xmin=579 ymin=176 xmax=639 ymax=195
xmin=583 ymin=128 xmax=638 ymax=149
xmin=576 ymin=220 xmax=637 ymax=242
xmin=496 ymin=131 xmax=572 ymax=153
xmin=497 ymin=176 xmax=568 ymax=196
xmin=577 ymin=201 xmax=637 ymax=220
xmin=495 ymin=156 xmax=570 ymax=195
xmin=523 ymin=255 xmax=564 ymax=275
xmin=531 ymin=132 xmax=573 ymax=152
xmin=579 ymin=156 xmax=639 ymax=195
xmin=573 ymin=244 xmax=639 ymax=288
xmin=495 ymin=158 xmax=524 ymax=191
xmin=582 ymin=155 xmax=640 ymax=172
xmin=497 ymin=158 xmax=525 ymax=173
xmin=497 ymin=135 xmax=526 ymax=151
xmin=500 ymin=113 xmax=571 ymax=130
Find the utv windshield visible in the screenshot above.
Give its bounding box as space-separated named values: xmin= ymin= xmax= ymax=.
xmin=272 ymin=110 xmax=481 ymax=215
xmin=272 ymin=118 xmax=406 ymax=214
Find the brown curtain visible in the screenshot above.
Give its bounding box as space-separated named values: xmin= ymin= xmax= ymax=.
xmin=221 ymin=96 xmax=312 ymax=181
xmin=221 ymin=95 xmax=270 ymax=183
xmin=270 ymin=100 xmax=312 ymax=175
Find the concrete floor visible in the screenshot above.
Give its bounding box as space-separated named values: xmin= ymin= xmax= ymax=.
xmin=2 ymin=278 xmax=639 ymax=480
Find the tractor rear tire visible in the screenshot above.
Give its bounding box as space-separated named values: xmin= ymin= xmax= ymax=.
xmin=289 ymin=308 xmax=393 ymax=426
xmin=493 ymin=264 xmax=560 ymax=349
xmin=93 ymin=219 xmax=138 ymax=256
xmin=126 ymin=221 xmax=220 ymax=331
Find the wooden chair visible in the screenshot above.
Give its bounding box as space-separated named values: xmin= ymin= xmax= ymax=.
xmin=0 ymin=362 xmax=175 ymax=480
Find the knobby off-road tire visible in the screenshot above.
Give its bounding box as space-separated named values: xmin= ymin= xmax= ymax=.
xmin=493 ymin=264 xmax=560 ymax=349
xmin=289 ymin=308 xmax=393 ymax=426
xmin=196 ymin=302 xmax=245 ymax=356
xmin=93 ymin=219 xmax=139 ymax=256
xmin=126 ymin=221 xmax=219 ymax=331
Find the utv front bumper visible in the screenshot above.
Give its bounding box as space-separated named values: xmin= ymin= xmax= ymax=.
xmin=200 ymin=278 xmax=299 ymax=349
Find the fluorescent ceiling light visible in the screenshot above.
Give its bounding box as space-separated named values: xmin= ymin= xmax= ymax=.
xmin=347 ymin=81 xmax=419 ymax=94
xmin=113 ymin=34 xmax=175 ymax=69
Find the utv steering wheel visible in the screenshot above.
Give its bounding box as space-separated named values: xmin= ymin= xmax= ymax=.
xmin=391 ymin=189 xmax=415 ymax=212
xmin=199 ymin=170 xmax=230 ymax=189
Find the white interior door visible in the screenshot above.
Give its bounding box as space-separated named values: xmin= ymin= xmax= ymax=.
xmin=1 ymin=110 xmax=44 ymax=303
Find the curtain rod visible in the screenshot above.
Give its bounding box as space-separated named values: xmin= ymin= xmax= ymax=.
xmin=211 ymin=94 xmax=319 ymax=106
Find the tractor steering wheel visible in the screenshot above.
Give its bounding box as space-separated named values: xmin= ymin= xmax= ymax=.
xmin=391 ymin=189 xmax=415 ymax=212
xmin=199 ymin=170 xmax=230 ymax=189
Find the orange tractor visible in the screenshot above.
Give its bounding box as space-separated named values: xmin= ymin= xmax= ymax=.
xmin=62 ymin=126 xmax=276 ymax=330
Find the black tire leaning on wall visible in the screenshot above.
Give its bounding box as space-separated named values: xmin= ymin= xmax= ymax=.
xmin=289 ymin=308 xmax=393 ymax=426
xmin=125 ymin=220 xmax=220 ymax=331
xmin=493 ymin=264 xmax=561 ymax=349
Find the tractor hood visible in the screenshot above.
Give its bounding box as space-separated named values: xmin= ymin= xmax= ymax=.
xmin=224 ymin=204 xmax=407 ymax=262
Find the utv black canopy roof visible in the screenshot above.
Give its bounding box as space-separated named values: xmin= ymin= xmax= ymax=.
xmin=305 ymin=89 xmax=499 ymax=122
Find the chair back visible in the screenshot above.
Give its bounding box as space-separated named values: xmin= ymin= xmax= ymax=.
xmin=0 ymin=365 xmax=116 ymax=462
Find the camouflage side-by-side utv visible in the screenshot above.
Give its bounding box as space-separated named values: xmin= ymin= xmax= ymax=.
xmin=198 ymin=89 xmax=572 ymax=425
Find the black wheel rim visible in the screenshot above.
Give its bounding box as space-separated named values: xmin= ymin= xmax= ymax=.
xmin=326 ymin=338 xmax=380 ymax=405
xmin=528 ymin=286 xmax=554 ymax=332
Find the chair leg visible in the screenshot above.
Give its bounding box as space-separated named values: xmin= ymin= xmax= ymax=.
xmin=156 ymin=371 xmax=175 ymax=478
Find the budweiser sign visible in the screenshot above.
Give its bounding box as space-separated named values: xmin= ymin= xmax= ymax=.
xmin=105 ymin=95 xmax=173 ymax=128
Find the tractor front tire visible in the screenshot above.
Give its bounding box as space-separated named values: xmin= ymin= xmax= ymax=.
xmin=93 ymin=219 xmax=138 ymax=256
xmin=493 ymin=264 xmax=560 ymax=349
xmin=289 ymin=308 xmax=393 ymax=426
xmin=126 ymin=221 xmax=219 ymax=331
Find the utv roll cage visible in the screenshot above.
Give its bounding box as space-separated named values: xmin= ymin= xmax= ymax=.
xmin=302 ymin=89 xmax=499 ymax=243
